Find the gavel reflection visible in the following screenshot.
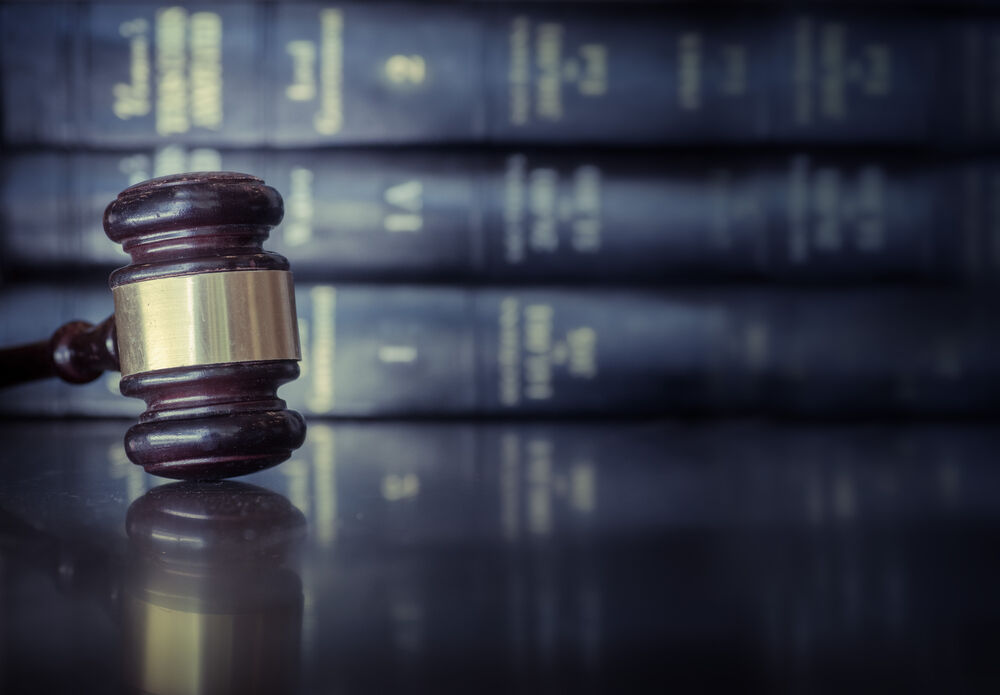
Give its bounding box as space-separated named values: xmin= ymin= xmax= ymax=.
xmin=124 ymin=482 xmax=306 ymax=694
xmin=0 ymin=481 xmax=306 ymax=694
xmin=0 ymin=173 xmax=306 ymax=480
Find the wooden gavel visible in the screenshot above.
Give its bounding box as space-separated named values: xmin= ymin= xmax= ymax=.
xmin=0 ymin=172 xmax=306 ymax=480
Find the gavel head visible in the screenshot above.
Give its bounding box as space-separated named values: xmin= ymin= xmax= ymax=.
xmin=104 ymin=172 xmax=306 ymax=480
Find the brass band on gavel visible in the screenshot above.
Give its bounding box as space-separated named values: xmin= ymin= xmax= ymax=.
xmin=113 ymin=270 xmax=301 ymax=377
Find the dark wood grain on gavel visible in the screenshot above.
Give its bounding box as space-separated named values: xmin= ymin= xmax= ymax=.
xmin=0 ymin=172 xmax=306 ymax=480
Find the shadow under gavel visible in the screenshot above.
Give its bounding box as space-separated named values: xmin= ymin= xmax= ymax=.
xmin=0 ymin=173 xmax=306 ymax=480
xmin=0 ymin=480 xmax=306 ymax=695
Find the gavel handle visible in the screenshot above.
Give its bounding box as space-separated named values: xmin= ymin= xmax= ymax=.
xmin=0 ymin=316 xmax=119 ymax=388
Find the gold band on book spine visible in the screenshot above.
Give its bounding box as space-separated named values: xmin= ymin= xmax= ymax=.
xmin=113 ymin=270 xmax=301 ymax=377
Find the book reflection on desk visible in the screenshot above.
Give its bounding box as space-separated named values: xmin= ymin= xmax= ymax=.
xmin=0 ymin=419 xmax=997 ymax=692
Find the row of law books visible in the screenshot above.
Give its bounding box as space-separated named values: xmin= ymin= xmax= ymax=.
xmin=4 ymin=147 xmax=1000 ymax=285
xmin=5 ymin=3 xmax=1000 ymax=147
xmin=2 ymin=1 xmax=999 ymax=419
xmin=2 ymin=283 xmax=998 ymax=417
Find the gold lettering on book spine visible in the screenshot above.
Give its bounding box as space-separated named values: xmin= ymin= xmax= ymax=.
xmin=315 ymin=9 xmax=344 ymax=134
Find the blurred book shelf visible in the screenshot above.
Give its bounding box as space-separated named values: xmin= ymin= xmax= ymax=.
xmin=1 ymin=1 xmax=998 ymax=418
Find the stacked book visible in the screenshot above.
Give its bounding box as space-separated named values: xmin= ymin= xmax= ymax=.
xmin=2 ymin=1 xmax=999 ymax=418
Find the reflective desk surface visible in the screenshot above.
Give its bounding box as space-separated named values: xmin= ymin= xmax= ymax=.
xmin=0 ymin=418 xmax=997 ymax=694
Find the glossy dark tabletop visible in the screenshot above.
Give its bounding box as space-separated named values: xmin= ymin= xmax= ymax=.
xmin=0 ymin=418 xmax=998 ymax=694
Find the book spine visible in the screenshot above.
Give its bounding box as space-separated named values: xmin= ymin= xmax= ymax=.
xmin=1 ymin=285 xmax=996 ymax=417
xmin=288 ymin=285 xmax=995 ymax=416
xmin=3 ymin=4 xmax=998 ymax=146
xmin=3 ymin=148 xmax=996 ymax=283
